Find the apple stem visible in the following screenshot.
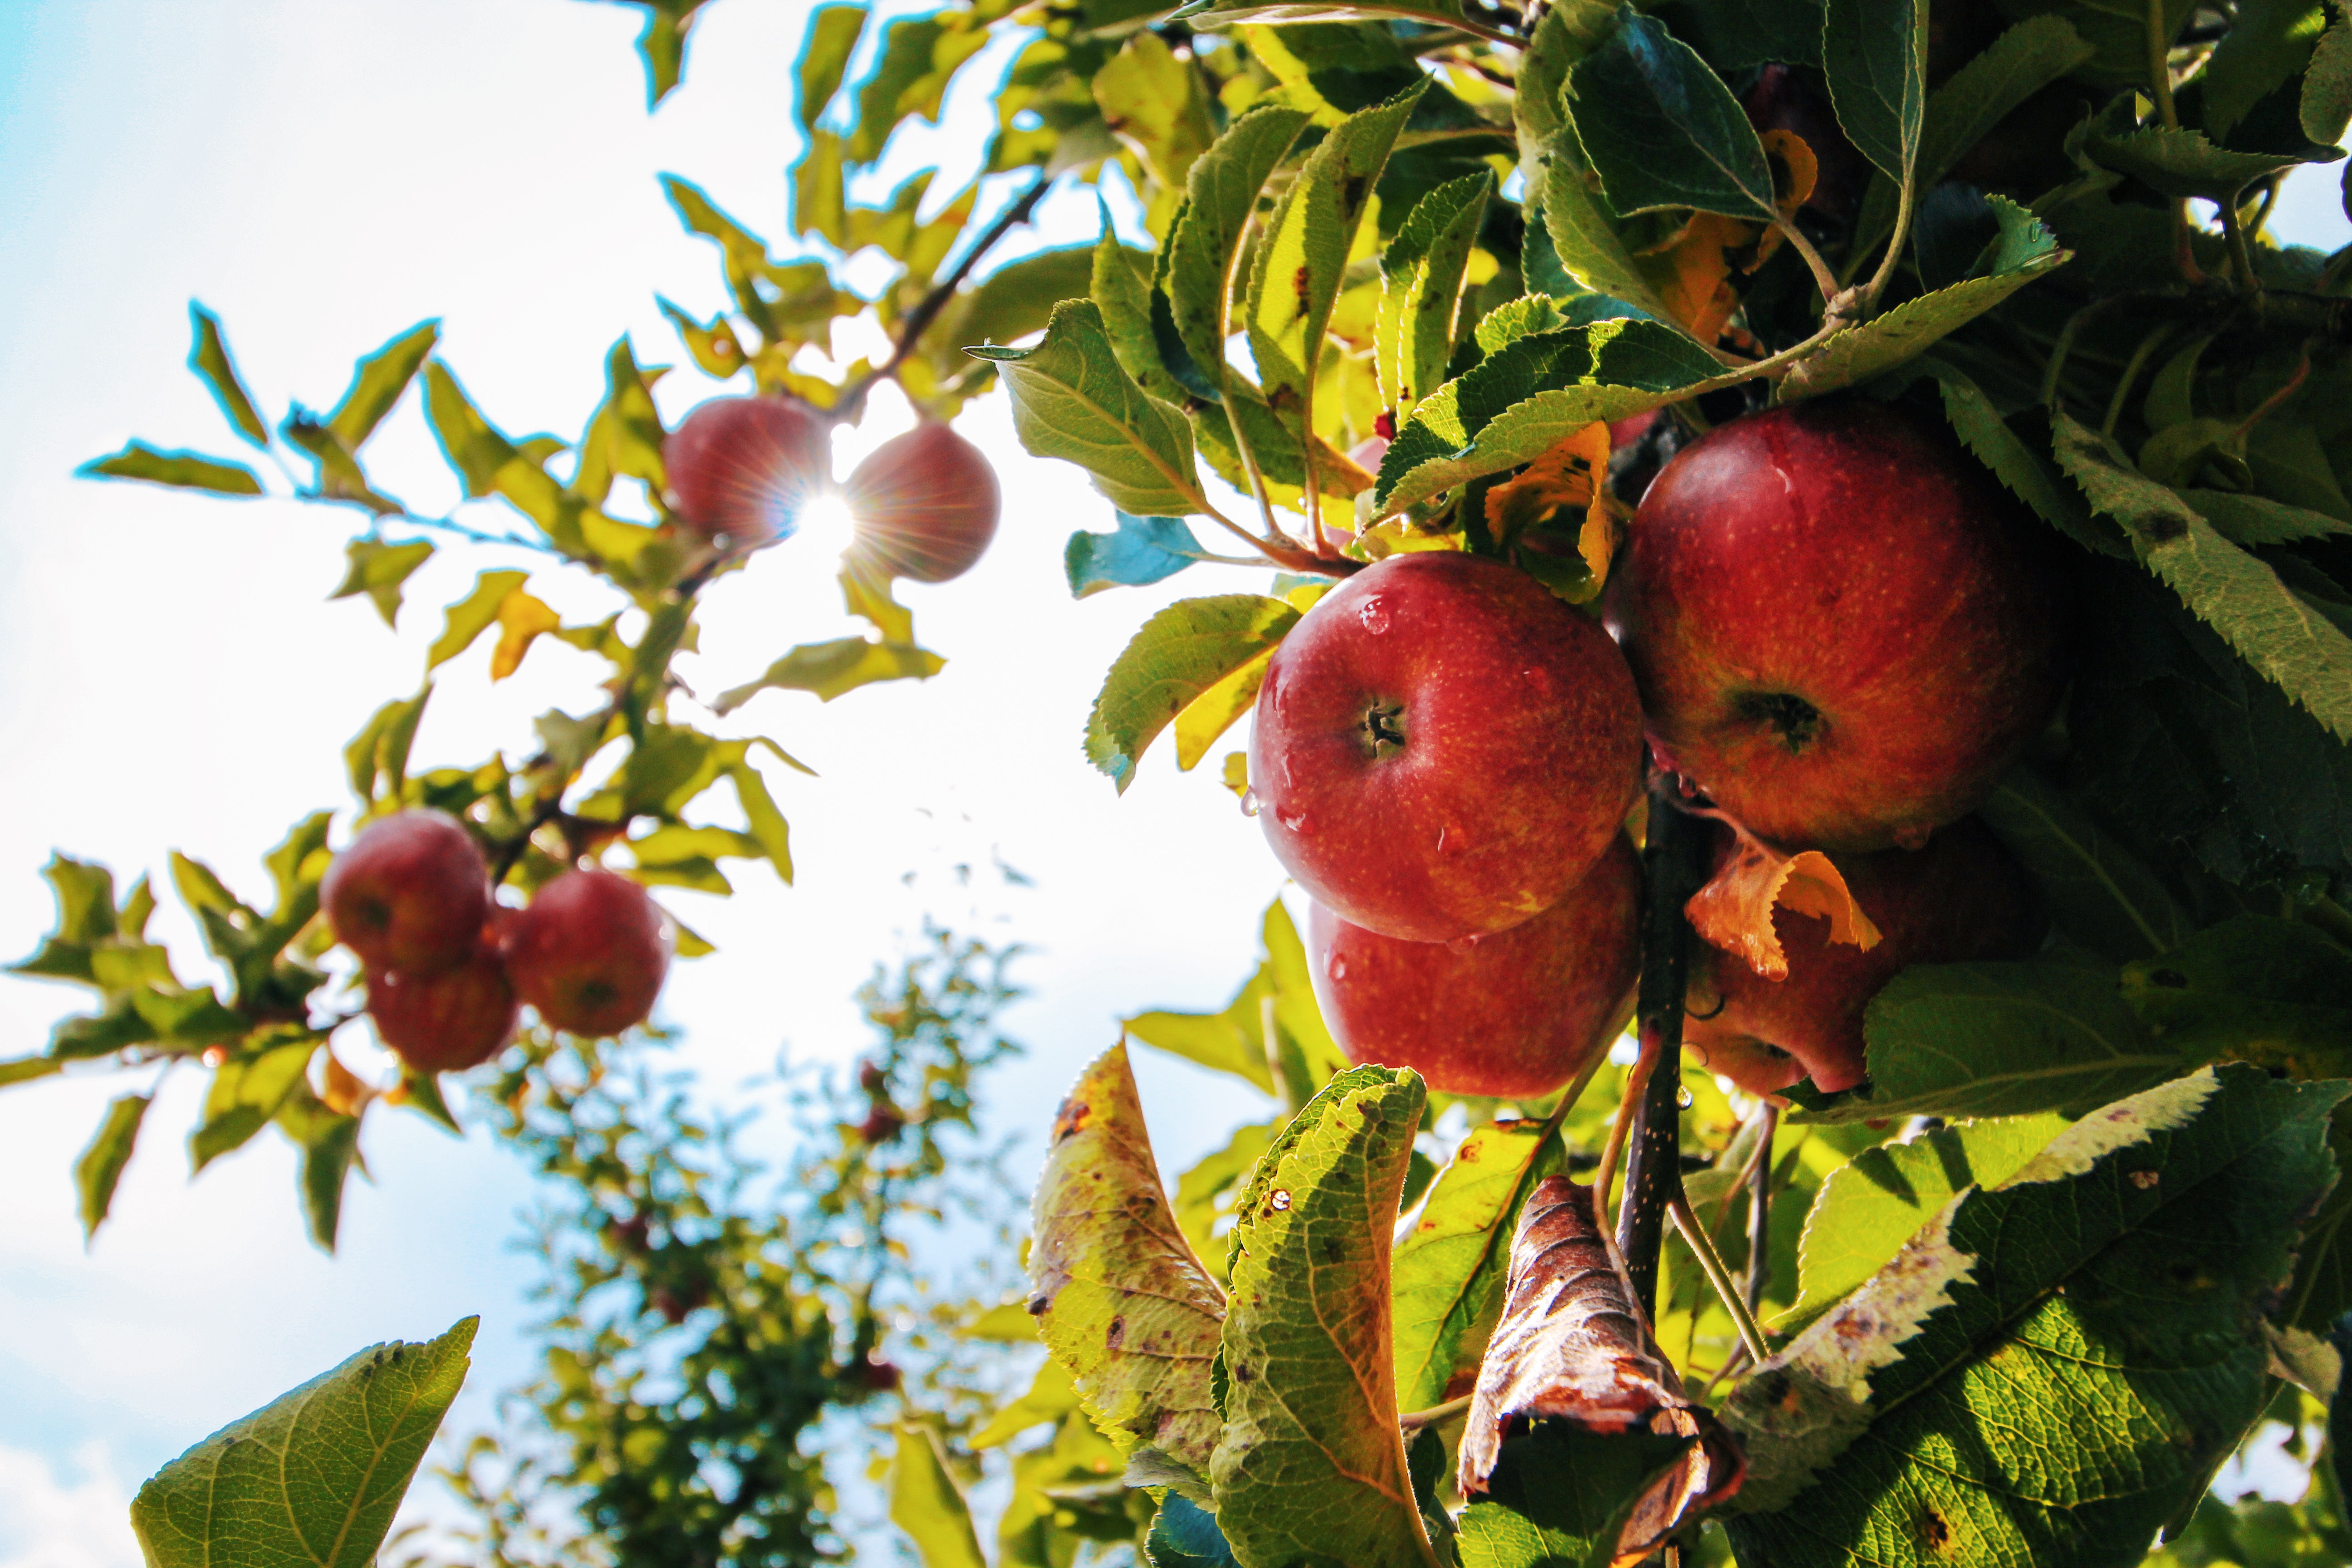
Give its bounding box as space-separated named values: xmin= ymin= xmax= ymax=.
xmin=1773 ymin=218 xmax=1840 ymax=307
xmin=1668 ymin=1193 xmax=1770 ymax=1365
xmin=1616 ymin=785 xmax=1707 ymax=1321
xmin=1744 ymin=1100 xmax=1778 ymax=1314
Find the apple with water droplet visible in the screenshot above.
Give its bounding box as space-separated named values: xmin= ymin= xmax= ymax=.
xmin=1250 ymin=551 xmax=1644 ymax=943
xmin=663 ymin=394 xmax=834 ymax=551
xmin=1685 ymin=815 xmax=2044 ymax=1097
xmin=843 ymin=421 xmax=1000 ymax=583
xmin=1604 ymin=401 xmax=2070 ymax=853
xmin=322 ymin=809 xmax=493 ymax=977
xmin=367 ymin=947 xmax=519 ymax=1073
xmin=1309 ymin=833 xmax=1640 ymax=1099
xmin=502 ymin=868 xmax=672 ymax=1036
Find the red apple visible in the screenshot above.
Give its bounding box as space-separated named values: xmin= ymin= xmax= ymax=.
xmin=843 ymin=421 xmax=1001 ymax=583
xmin=502 ymin=868 xmax=672 ymax=1036
xmin=1685 ymin=815 xmax=2044 ymax=1097
xmin=663 ymin=394 xmax=833 ymax=550
xmin=1604 ymin=401 xmax=2069 ymax=853
xmin=321 ymin=810 xmax=492 ymax=977
xmin=1308 ymin=833 xmax=1641 ymax=1100
xmin=1250 ymin=551 xmax=1643 ymax=943
xmin=366 ymin=947 xmax=519 ymax=1073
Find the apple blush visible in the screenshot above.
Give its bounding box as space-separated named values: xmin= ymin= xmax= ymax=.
xmin=367 ymin=947 xmax=521 ymax=1074
xmin=844 ymin=421 xmax=1001 ymax=583
xmin=322 ymin=809 xmax=493 ymax=978
xmin=1685 ymin=815 xmax=2044 ymax=1098
xmin=1249 ymin=552 xmax=1643 ymax=944
xmin=502 ymin=868 xmax=672 ymax=1037
xmin=1309 ymin=833 xmax=1641 ymax=1100
xmin=663 ymin=394 xmax=833 ymax=551
xmin=1605 ymin=400 xmax=2069 ymax=853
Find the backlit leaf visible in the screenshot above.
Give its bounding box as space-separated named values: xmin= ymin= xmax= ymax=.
xmin=325 ymin=319 xmax=439 ymax=450
xmin=1164 ymin=104 xmax=1313 ymax=391
xmin=888 ymin=1422 xmax=988 ymax=1568
xmin=130 ymin=1318 xmax=475 ymax=1568
xmin=1093 ymin=32 xmax=1217 ymax=189
xmin=2084 ymin=122 xmax=2340 ymax=203
xmin=78 ymin=442 xmax=264 ymax=496
xmin=328 ymin=538 xmax=433 ymax=628
xmin=1171 ymin=647 xmax=1275 ymax=772
xmin=797 ymin=4 xmax=866 ymax=128
xmin=1065 ymin=511 xmax=1207 ymax=598
xmin=427 ymin=569 xmax=528 ymax=671
xmin=489 ymin=588 xmax=562 ymax=681
xmin=1378 ymin=172 xmax=1494 ymax=417
xmin=186 ymin=302 xmax=270 ymax=447
xmin=1083 ymin=594 xmax=1299 ymax=791
xmin=711 ymin=637 xmax=943 ymax=711
xmin=75 ymin=1093 xmax=151 ymax=1242
xmin=191 ymin=1037 xmax=318 ymax=1173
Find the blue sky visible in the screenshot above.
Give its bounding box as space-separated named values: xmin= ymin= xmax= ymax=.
xmin=0 ymin=4 xmax=2347 ymax=1563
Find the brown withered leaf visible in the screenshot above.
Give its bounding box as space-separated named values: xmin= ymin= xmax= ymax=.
xmin=1458 ymin=1176 xmax=1743 ymax=1565
xmin=1686 ymin=816 xmax=1882 ymax=981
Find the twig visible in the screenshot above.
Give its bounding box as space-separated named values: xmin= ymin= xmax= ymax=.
xmin=1669 ymin=1193 xmax=1770 ymax=1365
xmin=836 ymin=169 xmax=1054 ymax=421
xmin=382 ymin=510 xmax=563 ymax=556
xmin=1617 ymin=784 xmax=1706 ymax=1321
xmin=2101 ymin=321 xmax=2179 ymax=438
xmin=1774 ymin=218 xmax=1840 ymax=307
xmin=1744 ymin=1100 xmax=1778 ymax=1314
xmin=1398 ymin=1392 xmax=1474 ymax=1430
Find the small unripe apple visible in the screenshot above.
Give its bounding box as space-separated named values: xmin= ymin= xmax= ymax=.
xmin=1686 ymin=815 xmax=2044 ymax=1097
xmin=501 ymin=869 xmax=671 ymax=1036
xmin=663 ymin=394 xmax=833 ymax=550
xmin=366 ymin=947 xmax=519 ymax=1074
xmin=843 ymin=421 xmax=1000 ymax=583
xmin=1250 ymin=552 xmax=1644 ymax=943
xmin=1308 ymin=833 xmax=1641 ymax=1100
xmin=322 ymin=810 xmax=492 ymax=978
xmin=1605 ymin=401 xmax=2069 ymax=853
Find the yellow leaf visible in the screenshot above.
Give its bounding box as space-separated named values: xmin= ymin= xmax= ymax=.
xmin=1173 ymin=647 xmax=1277 ymax=771
xmin=1686 ymin=817 xmax=1883 ymax=980
xmin=489 ymin=588 xmax=562 ymax=682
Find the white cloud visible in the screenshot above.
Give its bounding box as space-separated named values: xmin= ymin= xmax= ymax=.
xmin=0 ymin=1445 xmax=137 ymax=1568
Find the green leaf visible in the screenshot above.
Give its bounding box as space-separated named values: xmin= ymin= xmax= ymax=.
xmin=568 ymin=338 xmax=666 ymax=509
xmin=75 ymin=1093 xmax=151 ymax=1242
xmin=186 ymin=302 xmax=270 ymax=447
xmin=1175 ymin=1120 xmax=1280 ymax=1277
xmin=848 ymin=13 xmax=989 ymax=164
xmin=130 ymin=1317 xmax=475 ymax=1568
xmin=325 ymin=319 xmax=438 ymax=450
xmin=1376 ymin=318 xmax=1724 ymax=514
xmin=1210 ymin=1065 xmax=1439 ymax=1568
xmin=1792 ymin=960 xmax=2187 ymax=1122
xmin=1527 ymin=122 xmax=1682 ymax=332
xmin=2052 ymin=408 xmax=2352 ymax=743
xmin=797 ymin=4 xmax=866 ymax=128
xmin=1978 ymin=764 xmax=2193 ymax=961
xmin=1780 ymin=1112 xmax=2068 ymax=1332
xmin=2118 ymin=916 xmax=2352 ymax=1066
xmin=1166 ymin=106 xmax=1314 ymax=395
xmin=725 ymin=760 xmax=795 ymax=886
xmin=2200 ymin=0 xmax=2329 ymax=140
xmin=1148 ymin=1493 xmax=1241 ymax=1568
xmin=1093 ymin=32 xmax=1217 ymax=189
xmin=1391 ymin=1122 xmax=1565 ymax=1414
xmin=2185 ymin=487 xmax=2352 ymax=545
xmin=1378 ymin=172 xmax=1494 ymax=416
xmin=191 ymin=1038 xmax=319 ymax=1174
xmin=974 ymin=300 xmax=1207 ymax=519
xmin=328 ymin=538 xmax=433 ymax=628
xmin=427 ymin=569 xmax=528 ymax=670
xmin=0 ymin=1055 xmax=63 ymax=1088
xmin=970 ymin=1357 xmax=1083 ymax=1451
xmin=1780 ymin=197 xmax=2066 ymax=398
xmin=626 ymin=0 xmax=709 ymax=108
xmin=1084 ymin=594 xmax=1299 ymax=791
xmin=1822 ymin=0 xmax=1926 ymax=182
xmin=1066 ymin=512 xmax=1209 ymax=598
xmin=1567 ymin=10 xmax=1780 ymax=221
xmin=1849 ymin=15 xmax=2094 ymax=261
xmin=1726 ymin=1066 xmax=2345 ymax=1559
xmin=1245 ymin=81 xmax=1425 ymax=426
xmin=1455 ymin=1423 xmax=1698 ymax=1568
xmin=2305 ymin=1 xmax=2352 ymax=144
xmin=77 ymin=441 xmax=264 ymax=496
xmin=8 ymin=853 xmax=119 ymax=983
xmin=1675 ymin=0 xmax=1825 ymax=70
xmin=710 ymin=637 xmax=944 ymax=711
xmin=344 ymin=688 xmax=429 ymax=804
xmin=277 ymin=1083 xmax=361 ymax=1253
xmin=2084 ymin=122 xmax=2339 ymax=202
xmin=1911 ymin=359 xmax=2124 ymax=556
xmin=1029 ymin=1045 xmax=1228 ymax=1489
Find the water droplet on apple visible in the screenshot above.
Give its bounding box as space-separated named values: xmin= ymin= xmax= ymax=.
xmin=1675 ymin=1083 xmax=1695 ymax=1109
xmin=1239 ymin=788 xmax=1261 ymax=818
xmin=1436 ymin=823 xmax=1469 ymax=855
xmin=1444 ymin=932 xmax=1483 ymax=955
xmin=1357 ymin=595 xmax=1391 ymax=635
xmin=1326 ymin=952 xmax=1348 ymax=981
xmin=1275 ymin=806 xmax=1314 ymax=836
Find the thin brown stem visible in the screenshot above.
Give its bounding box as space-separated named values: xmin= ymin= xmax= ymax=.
xmin=1398 ymin=1392 xmax=1474 ymax=1430
xmin=1669 ymin=1194 xmax=1771 ymax=1363
xmin=1744 ymin=1101 xmax=1778 ymax=1315
xmin=1774 ymin=218 xmax=1840 ymax=306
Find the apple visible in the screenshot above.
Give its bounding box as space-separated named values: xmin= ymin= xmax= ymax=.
xmin=1249 ymin=551 xmax=1644 ymax=943
xmin=843 ymin=421 xmax=1000 ymax=583
xmin=1308 ymin=833 xmax=1641 ymax=1100
xmin=502 ymin=868 xmax=672 ymax=1036
xmin=1685 ymin=815 xmax=2044 ymax=1097
xmin=366 ymin=947 xmax=519 ymax=1073
xmin=321 ymin=809 xmax=492 ymax=977
xmin=1603 ymin=400 xmax=2069 ymax=853
xmin=663 ymin=394 xmax=833 ymax=550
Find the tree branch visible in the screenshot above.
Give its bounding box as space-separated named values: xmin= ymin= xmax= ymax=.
xmin=1617 ymin=784 xmax=1706 ymax=1319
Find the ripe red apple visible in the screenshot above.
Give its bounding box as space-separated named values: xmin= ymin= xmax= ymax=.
xmin=843 ymin=421 xmax=1000 ymax=583
xmin=366 ymin=947 xmax=519 ymax=1074
xmin=502 ymin=868 xmax=672 ymax=1036
xmin=1250 ymin=551 xmax=1644 ymax=943
xmin=321 ymin=809 xmax=492 ymax=977
xmin=1686 ymin=815 xmax=2043 ymax=1097
xmin=1308 ymin=833 xmax=1641 ymax=1100
xmin=1603 ymin=401 xmax=2069 ymax=853
xmin=663 ymin=394 xmax=833 ymax=550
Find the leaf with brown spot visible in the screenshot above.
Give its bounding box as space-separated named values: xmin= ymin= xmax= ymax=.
xmin=1458 ymin=1177 xmax=1744 ymax=1564
xmin=1686 ymin=817 xmax=1881 ymax=980
xmin=1028 ymin=1044 xmax=1227 ymax=1493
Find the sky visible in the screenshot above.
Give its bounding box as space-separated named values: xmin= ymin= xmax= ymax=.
xmin=0 ymin=4 xmax=2346 ymax=1565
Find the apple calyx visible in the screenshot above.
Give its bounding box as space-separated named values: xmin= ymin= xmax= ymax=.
xmin=1732 ymin=690 xmax=1825 ymax=754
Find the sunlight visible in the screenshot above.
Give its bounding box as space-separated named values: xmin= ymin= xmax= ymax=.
xmin=793 ymin=492 xmax=858 ymax=561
